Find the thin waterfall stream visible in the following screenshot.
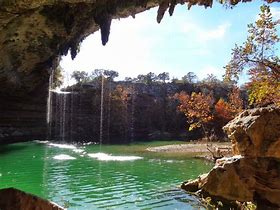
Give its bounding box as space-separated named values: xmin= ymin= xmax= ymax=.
xmin=46 ymin=69 xmax=54 ymax=139
xmin=99 ymin=74 xmax=105 ymax=147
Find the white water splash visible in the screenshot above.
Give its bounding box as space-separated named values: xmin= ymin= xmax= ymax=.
xmin=88 ymin=152 xmax=143 ymax=161
xmin=48 ymin=143 xmax=77 ymax=149
xmin=73 ymin=149 xmax=84 ymax=153
xmin=50 ymin=89 xmax=72 ymax=94
xmin=53 ymin=154 xmax=76 ymax=160
xmin=34 ymin=140 xmax=49 ymax=144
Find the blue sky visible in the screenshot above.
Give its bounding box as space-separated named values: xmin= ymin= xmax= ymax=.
xmin=60 ymin=1 xmax=280 ymax=84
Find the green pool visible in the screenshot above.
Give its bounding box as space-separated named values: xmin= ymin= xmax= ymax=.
xmin=0 ymin=141 xmax=212 ymax=209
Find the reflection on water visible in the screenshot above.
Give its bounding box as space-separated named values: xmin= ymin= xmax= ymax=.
xmin=53 ymin=154 xmax=76 ymax=160
xmin=0 ymin=141 xmax=212 ymax=209
xmin=88 ymin=152 xmax=143 ymax=161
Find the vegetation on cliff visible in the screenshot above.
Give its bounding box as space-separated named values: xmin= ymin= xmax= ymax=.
xmin=48 ymin=69 xmax=245 ymax=143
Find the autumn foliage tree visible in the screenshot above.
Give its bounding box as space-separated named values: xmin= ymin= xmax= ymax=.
xmin=214 ymin=99 xmax=233 ymax=122
xmin=224 ymin=5 xmax=280 ymax=107
xmin=174 ymin=91 xmax=214 ymax=138
xmin=228 ymin=86 xmax=243 ymax=115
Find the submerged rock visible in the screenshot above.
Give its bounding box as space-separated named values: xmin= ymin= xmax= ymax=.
xmin=182 ymin=106 xmax=280 ymax=209
xmin=0 ymin=188 xmax=65 ymax=210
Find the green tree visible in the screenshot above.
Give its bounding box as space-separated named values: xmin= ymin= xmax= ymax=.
xmin=158 ymin=72 xmax=170 ymax=83
xmin=202 ymin=74 xmax=220 ymax=85
xmin=146 ymin=72 xmax=158 ymax=85
xmin=136 ymin=72 xmax=157 ymax=85
xmin=104 ymin=70 xmax=119 ymax=81
xmin=52 ymin=65 xmax=64 ymax=88
xmin=182 ymin=72 xmax=198 ymax=83
xmin=71 ymin=70 xmax=89 ymax=84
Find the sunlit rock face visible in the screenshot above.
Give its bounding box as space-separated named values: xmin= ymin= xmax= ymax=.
xmin=182 ymin=106 xmax=280 ymax=208
xmin=182 ymin=156 xmax=280 ymax=208
xmin=224 ymin=106 xmax=280 ymax=158
xmin=0 ymin=188 xmax=65 ymax=210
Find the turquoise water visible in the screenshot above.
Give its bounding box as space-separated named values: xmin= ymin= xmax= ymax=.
xmin=0 ymin=141 xmax=212 ymax=209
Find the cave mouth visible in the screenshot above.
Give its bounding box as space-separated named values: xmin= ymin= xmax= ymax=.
xmin=41 ymin=2 xmax=270 ymax=144
xmin=1 ymin=1 xmax=280 ymax=209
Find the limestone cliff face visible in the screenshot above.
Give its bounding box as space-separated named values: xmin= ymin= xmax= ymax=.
xmin=0 ymin=94 xmax=47 ymax=144
xmin=181 ymin=106 xmax=280 ymax=208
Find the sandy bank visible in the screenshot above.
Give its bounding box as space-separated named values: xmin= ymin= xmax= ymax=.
xmin=146 ymin=142 xmax=232 ymax=159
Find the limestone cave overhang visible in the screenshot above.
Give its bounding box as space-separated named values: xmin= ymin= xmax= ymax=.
xmin=0 ymin=0 xmax=280 ymax=96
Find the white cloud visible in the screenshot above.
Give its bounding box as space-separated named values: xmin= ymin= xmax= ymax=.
xmin=271 ymin=7 xmax=280 ymax=20
xmin=181 ymin=22 xmax=231 ymax=42
xmin=198 ymin=23 xmax=231 ymax=42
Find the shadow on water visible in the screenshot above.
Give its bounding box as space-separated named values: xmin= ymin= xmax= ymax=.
xmin=0 ymin=144 xmax=28 ymax=155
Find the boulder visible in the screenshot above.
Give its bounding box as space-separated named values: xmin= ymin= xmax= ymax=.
xmin=182 ymin=156 xmax=280 ymax=208
xmin=223 ymin=106 xmax=280 ymax=158
xmin=182 ymin=106 xmax=280 ymax=208
xmin=0 ymin=188 xmax=65 ymax=210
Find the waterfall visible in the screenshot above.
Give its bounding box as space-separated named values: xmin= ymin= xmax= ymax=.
xmin=130 ymin=85 xmax=136 ymax=142
xmin=107 ymin=80 xmax=111 ymax=143
xmin=70 ymin=90 xmax=74 ymax=142
xmin=47 ymin=70 xmax=54 ymax=139
xmin=99 ymin=75 xmax=105 ymax=146
xmin=49 ymin=90 xmax=70 ymax=141
xmin=62 ymin=93 xmax=67 ymax=141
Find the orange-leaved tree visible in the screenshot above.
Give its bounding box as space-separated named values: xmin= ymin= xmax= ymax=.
xmin=214 ymin=87 xmax=243 ymax=137
xmin=228 ymin=86 xmax=243 ymax=115
xmin=214 ymin=98 xmax=233 ymax=123
xmin=174 ymin=91 xmax=214 ymax=139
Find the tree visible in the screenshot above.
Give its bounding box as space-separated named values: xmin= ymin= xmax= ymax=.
xmin=146 ymin=72 xmax=158 ymax=85
xmin=202 ymin=74 xmax=220 ymax=85
xmin=136 ymin=72 xmax=157 ymax=85
xmin=214 ymin=98 xmax=234 ymax=123
xmin=104 ymin=70 xmax=119 ymax=81
xmin=136 ymin=74 xmax=146 ymax=83
xmin=125 ymin=77 xmax=137 ymax=82
xmin=182 ymin=72 xmax=198 ymax=83
xmin=171 ymin=77 xmax=180 ymax=84
xmin=224 ymin=5 xmax=280 ymax=106
xmin=52 ymin=65 xmax=64 ymax=88
xmin=158 ymin=72 xmax=170 ymax=83
xmin=228 ymin=86 xmax=243 ymax=115
xmin=91 ymin=69 xmax=103 ymax=78
xmin=71 ymin=70 xmax=89 ymax=84
xmin=174 ymin=91 xmax=214 ymax=135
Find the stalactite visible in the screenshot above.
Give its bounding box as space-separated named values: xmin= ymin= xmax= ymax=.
xmin=157 ymin=1 xmax=169 ymax=23
xmin=169 ymin=0 xmax=177 ymax=16
xmin=95 ymin=14 xmax=112 ymax=46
